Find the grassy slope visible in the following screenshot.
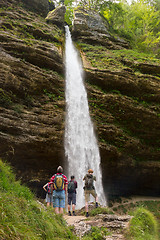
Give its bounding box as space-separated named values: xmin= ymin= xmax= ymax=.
xmin=109 ymin=197 xmax=160 ymax=239
xmin=0 ymin=159 xmax=77 ymax=240
xmin=78 ymin=42 xmax=160 ymax=71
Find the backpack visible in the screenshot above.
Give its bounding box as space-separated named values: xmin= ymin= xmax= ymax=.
xmin=68 ymin=181 xmax=75 ymax=193
xmin=53 ymin=174 xmax=64 ymax=191
xmin=47 ymin=183 xmax=51 ymax=194
xmin=85 ymin=174 xmax=94 ymax=189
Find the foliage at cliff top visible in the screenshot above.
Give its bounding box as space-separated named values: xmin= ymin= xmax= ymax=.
xmin=62 ymin=0 xmax=160 ymax=54
xmin=0 ymin=159 xmax=77 ymax=240
xmin=101 ymin=0 xmax=160 ymax=51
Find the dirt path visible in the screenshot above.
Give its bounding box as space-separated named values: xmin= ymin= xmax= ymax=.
xmin=64 ymin=215 xmax=86 ymax=225
xmin=64 ymin=213 xmax=131 ymax=239
xmin=63 ymin=197 xmax=160 ymax=239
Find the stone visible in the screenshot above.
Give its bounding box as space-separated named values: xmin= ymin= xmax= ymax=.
xmin=22 ymin=0 xmax=49 ymax=17
xmin=46 ymin=5 xmax=66 ymax=28
xmin=72 ymin=7 xmax=129 ymax=49
xmin=64 ymin=212 xmax=132 ymax=239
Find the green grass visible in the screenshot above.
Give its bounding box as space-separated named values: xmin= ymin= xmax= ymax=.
xmin=110 ymin=198 xmax=160 ymax=239
xmin=89 ymin=207 xmax=112 ymax=216
xmin=126 ymin=208 xmax=158 ymax=240
xmin=82 ymin=226 xmax=111 ymax=240
xmin=77 ymin=42 xmax=160 ymax=71
xmin=0 ymin=159 xmax=77 ymax=240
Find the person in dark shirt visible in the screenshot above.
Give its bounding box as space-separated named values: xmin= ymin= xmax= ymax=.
xmin=67 ymin=175 xmax=77 ymax=216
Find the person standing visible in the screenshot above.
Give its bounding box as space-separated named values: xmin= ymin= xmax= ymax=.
xmin=50 ymin=166 xmax=68 ymax=214
xmin=68 ymin=175 xmax=77 ymax=216
xmin=43 ymin=178 xmax=53 ymax=207
xmin=83 ymin=169 xmax=98 ymax=217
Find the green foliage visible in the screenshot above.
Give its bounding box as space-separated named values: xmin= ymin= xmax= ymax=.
xmin=83 ymin=226 xmax=111 ymax=240
xmin=63 ymin=0 xmax=74 ymax=25
xmin=78 ymin=42 xmax=160 ymax=71
xmin=0 ymin=159 xmax=33 ymax=201
xmin=65 ymin=7 xmax=73 ymax=25
xmin=43 ymin=89 xmax=64 ymax=101
xmin=127 ymin=207 xmax=158 ymax=240
xmin=89 ymin=207 xmax=110 ymax=216
xmin=101 ymin=0 xmax=160 ymax=54
xmin=0 ymin=159 xmax=77 ymax=240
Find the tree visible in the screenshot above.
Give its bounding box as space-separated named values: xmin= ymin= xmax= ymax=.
xmin=101 ymin=0 xmax=160 ymax=53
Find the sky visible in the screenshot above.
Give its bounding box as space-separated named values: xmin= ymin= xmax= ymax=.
xmin=126 ymin=0 xmax=133 ymax=4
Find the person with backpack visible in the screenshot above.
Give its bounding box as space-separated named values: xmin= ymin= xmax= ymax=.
xmin=50 ymin=166 xmax=68 ymax=214
xmin=67 ymin=175 xmax=77 ymax=216
xmin=83 ymin=169 xmax=98 ymax=217
xmin=43 ymin=178 xmax=53 ymax=207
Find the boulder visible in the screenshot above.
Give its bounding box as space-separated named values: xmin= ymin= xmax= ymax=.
xmin=72 ymin=7 xmax=129 ymax=49
xmin=46 ymin=5 xmax=66 ymax=28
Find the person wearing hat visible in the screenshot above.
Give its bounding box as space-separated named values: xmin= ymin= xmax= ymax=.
xmin=83 ymin=169 xmax=98 ymax=217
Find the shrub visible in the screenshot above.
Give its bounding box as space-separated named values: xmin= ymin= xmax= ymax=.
xmin=127 ymin=207 xmax=158 ymax=240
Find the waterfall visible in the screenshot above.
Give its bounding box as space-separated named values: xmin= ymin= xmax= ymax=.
xmin=64 ymin=25 xmax=106 ymax=208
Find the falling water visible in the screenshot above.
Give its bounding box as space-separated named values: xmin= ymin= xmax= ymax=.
xmin=64 ymin=26 xmax=106 ymax=208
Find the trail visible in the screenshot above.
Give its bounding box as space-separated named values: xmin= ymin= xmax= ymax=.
xmin=64 ymin=213 xmax=131 ymax=240
xmin=64 ymin=197 xmax=160 ymax=239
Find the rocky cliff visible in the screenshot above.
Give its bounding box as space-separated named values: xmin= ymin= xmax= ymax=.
xmin=0 ymin=0 xmax=160 ymax=199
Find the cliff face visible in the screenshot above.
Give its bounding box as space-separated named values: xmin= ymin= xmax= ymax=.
xmin=72 ymin=8 xmax=160 ymax=198
xmin=0 ymin=0 xmax=66 ymax=196
xmin=0 ymin=1 xmax=160 ymax=199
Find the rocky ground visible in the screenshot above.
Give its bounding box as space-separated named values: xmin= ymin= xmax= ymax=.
xmin=64 ymin=214 xmax=131 ymax=239
xmin=64 ymin=196 xmax=160 ymax=239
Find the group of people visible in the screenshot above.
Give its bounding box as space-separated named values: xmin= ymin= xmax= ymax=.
xmin=43 ymin=166 xmax=98 ymax=217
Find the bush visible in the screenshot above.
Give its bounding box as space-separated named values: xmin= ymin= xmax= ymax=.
xmin=127 ymin=207 xmax=158 ymax=240
xmin=83 ymin=226 xmax=110 ymax=240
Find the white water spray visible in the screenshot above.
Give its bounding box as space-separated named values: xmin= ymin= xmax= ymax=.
xmin=64 ymin=26 xmax=106 ymax=208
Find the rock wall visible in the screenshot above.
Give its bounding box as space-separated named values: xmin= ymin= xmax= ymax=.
xmin=22 ymin=0 xmax=50 ymax=17
xmin=0 ymin=2 xmax=160 ymax=200
xmin=46 ymin=5 xmax=66 ymax=28
xmin=0 ymin=2 xmax=66 ymax=197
